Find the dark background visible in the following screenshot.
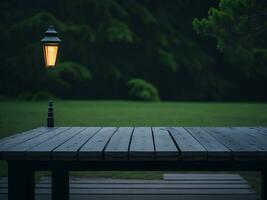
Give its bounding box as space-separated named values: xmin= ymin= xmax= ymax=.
xmin=0 ymin=0 xmax=266 ymax=101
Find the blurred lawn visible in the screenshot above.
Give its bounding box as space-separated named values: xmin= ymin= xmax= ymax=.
xmin=0 ymin=100 xmax=267 ymax=194
xmin=1 ymin=101 xmax=267 ymax=137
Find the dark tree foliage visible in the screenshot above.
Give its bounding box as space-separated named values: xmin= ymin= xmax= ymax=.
xmin=0 ymin=0 xmax=266 ymax=101
xmin=193 ymin=0 xmax=267 ymax=101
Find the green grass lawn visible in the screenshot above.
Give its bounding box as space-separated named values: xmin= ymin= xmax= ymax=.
xmin=0 ymin=100 xmax=267 ymax=194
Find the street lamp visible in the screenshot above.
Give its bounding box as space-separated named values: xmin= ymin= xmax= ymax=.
xmin=41 ymin=26 xmax=61 ymax=127
xmin=41 ymin=26 xmax=61 ymax=68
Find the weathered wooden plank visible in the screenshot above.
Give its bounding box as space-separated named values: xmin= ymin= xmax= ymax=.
xmin=0 ymin=175 xmax=257 ymax=200
xmin=26 ymin=127 xmax=86 ymax=160
xmin=12 ymin=183 xmax=251 ymax=189
xmin=163 ymin=174 xmax=245 ymax=180
xmin=0 ymin=194 xmax=258 ymax=200
xmin=0 ymin=128 xmax=53 ymax=160
xmin=248 ymin=127 xmax=267 ymax=136
xmin=0 ymin=127 xmax=51 ymax=151
xmin=185 ymin=127 xmax=232 ymax=160
xmin=203 ymin=127 xmax=258 ymax=160
xmin=231 ymin=127 xmax=267 ymax=159
xmin=2 ymin=184 xmax=256 ymax=195
xmin=0 ymin=181 xmax=249 ymax=187
xmin=52 ymin=127 xmax=101 ymax=161
xmin=129 ymin=127 xmax=155 ymax=160
xmin=0 ymin=127 xmax=50 ymax=145
xmin=35 ymin=176 xmax=247 ymax=184
xmin=152 ymin=127 xmax=180 ymax=160
xmin=167 ymin=127 xmax=207 ymax=160
xmin=0 ymin=183 xmax=256 ymax=193
xmin=233 ymin=127 xmax=267 ymax=141
xmin=104 ymin=127 xmax=133 ymax=160
xmin=33 ymin=188 xmax=257 ymax=195
xmin=79 ymin=127 xmax=117 ymax=160
xmin=1 ymin=127 xmax=70 ymax=160
xmin=0 ymin=174 xmax=251 ymax=185
xmin=234 ymin=127 xmax=267 ymax=141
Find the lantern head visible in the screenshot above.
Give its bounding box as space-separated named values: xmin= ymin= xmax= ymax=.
xmin=41 ymin=26 xmax=61 ymax=68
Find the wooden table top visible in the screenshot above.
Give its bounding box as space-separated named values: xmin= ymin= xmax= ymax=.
xmin=0 ymin=127 xmax=267 ymax=161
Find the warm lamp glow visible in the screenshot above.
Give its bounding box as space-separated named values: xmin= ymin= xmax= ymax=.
xmin=41 ymin=26 xmax=61 ymax=68
xmin=43 ymin=44 xmax=58 ymax=67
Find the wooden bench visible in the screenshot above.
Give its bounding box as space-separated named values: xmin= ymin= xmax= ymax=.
xmin=0 ymin=174 xmax=257 ymax=200
xmin=0 ymin=126 xmax=266 ymax=200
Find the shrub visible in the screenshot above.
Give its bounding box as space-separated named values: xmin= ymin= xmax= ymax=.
xmin=128 ymin=78 xmax=160 ymax=101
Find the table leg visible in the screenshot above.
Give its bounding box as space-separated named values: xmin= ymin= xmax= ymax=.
xmin=52 ymin=166 xmax=69 ymax=200
xmin=263 ymin=170 xmax=267 ymax=200
xmin=8 ymin=161 xmax=35 ymax=200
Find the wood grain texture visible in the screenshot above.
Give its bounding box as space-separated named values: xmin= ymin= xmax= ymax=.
xmin=185 ymin=127 xmax=231 ymax=160
xmin=129 ymin=127 xmax=155 ymax=160
xmin=0 ymin=127 xmax=50 ymax=145
xmin=0 ymin=174 xmax=256 ymax=194
xmin=104 ymin=127 xmax=133 ymax=160
xmin=0 ymin=195 xmax=257 ymax=200
xmin=249 ymin=127 xmax=267 ymax=136
xmin=231 ymin=127 xmax=267 ymax=159
xmin=2 ymin=127 xmax=70 ymax=160
xmin=152 ymin=127 xmax=180 ymax=160
xmin=167 ymin=127 xmax=207 ymax=160
xmin=0 ymin=174 xmax=257 ymax=200
xmin=33 ymin=176 xmax=248 ymax=184
xmin=0 ymin=127 xmax=51 ymax=151
xmin=163 ymin=174 xmax=245 ymax=181
xmin=0 ymin=127 xmax=265 ymax=162
xmin=53 ymin=127 xmax=101 ymax=161
xmin=203 ymin=127 xmax=258 ymax=160
xmin=27 ymin=184 xmax=253 ymax=189
xmin=26 ymin=127 xmax=86 ymax=160
xmin=79 ymin=127 xmax=117 ymax=160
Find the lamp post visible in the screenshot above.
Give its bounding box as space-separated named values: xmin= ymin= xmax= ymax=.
xmin=41 ymin=26 xmax=61 ymax=127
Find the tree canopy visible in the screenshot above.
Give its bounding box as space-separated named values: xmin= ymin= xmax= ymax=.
xmin=193 ymin=0 xmax=267 ymax=100
xmin=0 ymin=0 xmax=266 ymax=101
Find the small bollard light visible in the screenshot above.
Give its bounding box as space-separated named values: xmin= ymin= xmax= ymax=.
xmin=47 ymin=100 xmax=54 ymax=127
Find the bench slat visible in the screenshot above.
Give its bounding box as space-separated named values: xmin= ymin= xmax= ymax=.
xmin=0 ymin=174 xmax=257 ymax=200
xmin=26 ymin=127 xmax=85 ymax=160
xmin=53 ymin=127 xmax=101 ymax=160
xmin=152 ymin=127 xmax=180 ymax=160
xmin=104 ymin=127 xmax=133 ymax=160
xmin=25 ymin=188 xmax=257 ymax=195
xmin=204 ymin=127 xmax=259 ymax=160
xmin=248 ymin=127 xmax=267 ymax=136
xmin=232 ymin=127 xmax=267 ymax=159
xmin=0 ymin=194 xmax=258 ymax=200
xmin=167 ymin=127 xmax=207 ymax=160
xmin=185 ymin=127 xmax=231 ymax=160
xmin=2 ymin=127 xmax=70 ymax=160
xmin=129 ymin=127 xmax=155 ymax=160
xmin=79 ymin=127 xmax=117 ymax=160
xmin=0 ymin=127 xmax=51 ymax=152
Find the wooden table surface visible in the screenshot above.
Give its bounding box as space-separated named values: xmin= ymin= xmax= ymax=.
xmin=1 ymin=127 xmax=267 ymax=161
